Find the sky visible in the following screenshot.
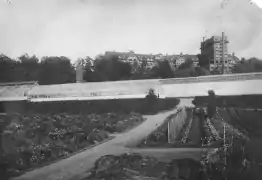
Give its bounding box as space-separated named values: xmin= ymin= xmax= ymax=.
xmin=0 ymin=0 xmax=262 ymax=61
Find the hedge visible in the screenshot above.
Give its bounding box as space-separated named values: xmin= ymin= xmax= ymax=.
xmin=1 ymin=98 xmax=180 ymax=115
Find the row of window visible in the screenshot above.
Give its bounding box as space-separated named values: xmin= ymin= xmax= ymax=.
xmin=210 ymin=60 xmax=228 ymax=64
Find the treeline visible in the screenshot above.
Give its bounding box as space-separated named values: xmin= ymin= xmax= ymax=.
xmin=233 ymin=57 xmax=262 ymax=73
xmin=0 ymin=53 xmax=261 ymax=85
xmin=0 ymin=53 xmax=207 ymax=85
xmin=197 ymin=54 xmax=262 ymax=74
xmin=0 ymin=54 xmax=75 ymax=85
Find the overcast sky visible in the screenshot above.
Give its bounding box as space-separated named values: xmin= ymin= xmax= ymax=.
xmin=0 ymin=0 xmax=262 ymax=61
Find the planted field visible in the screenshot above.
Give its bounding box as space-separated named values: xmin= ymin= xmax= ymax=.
xmin=84 ymin=153 xmax=203 ymax=180
xmin=138 ymin=108 xmax=212 ymax=148
xmin=85 ymin=151 xmax=257 ymax=180
xmin=0 ymin=112 xmax=145 ymax=178
xmin=137 ymin=106 xmax=252 ymax=149
xmin=219 ymin=109 xmax=262 ymax=138
xmin=217 ymin=109 xmax=262 ymax=164
xmin=134 ymin=105 xmax=262 ymax=180
xmin=138 ymin=109 xmax=183 ymax=147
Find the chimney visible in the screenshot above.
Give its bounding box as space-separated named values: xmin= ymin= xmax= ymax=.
xmin=232 ymin=52 xmax=235 ymax=57
xmin=222 ymin=32 xmax=225 ymax=74
xmin=76 ymin=61 xmax=84 ymax=83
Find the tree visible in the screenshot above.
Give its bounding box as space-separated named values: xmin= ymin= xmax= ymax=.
xmin=195 ymin=67 xmax=211 ymax=76
xmin=174 ymin=68 xmax=194 ymax=78
xmin=233 ymin=57 xmax=262 ymax=73
xmin=0 ymin=54 xmax=16 ymax=82
xmin=145 ymin=88 xmax=158 ymax=113
xmin=38 ymin=56 xmax=75 ymax=85
xmin=179 ymin=58 xmax=193 ymax=70
xmin=207 ymin=90 xmax=216 ymax=119
xmin=94 ymin=54 xmax=132 ymax=81
xmin=152 ymin=60 xmax=174 ymax=79
xmin=75 ymin=57 xmax=101 ymax=82
xmin=17 ymin=54 xmax=40 ymax=81
xmin=212 ymin=64 xmax=223 ymax=75
xmin=131 ymin=60 xmax=147 ymax=80
xmin=197 ymin=54 xmax=209 ymax=69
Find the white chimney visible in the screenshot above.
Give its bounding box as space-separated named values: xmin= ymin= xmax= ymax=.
xmin=76 ymin=60 xmax=84 ymax=83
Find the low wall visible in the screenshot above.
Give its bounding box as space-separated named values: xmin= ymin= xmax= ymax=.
xmin=161 ymin=79 xmax=262 ymax=97
xmin=28 ymin=79 xmax=161 ymax=101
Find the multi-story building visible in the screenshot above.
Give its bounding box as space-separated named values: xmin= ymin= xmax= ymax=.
xmin=165 ymin=53 xmax=199 ymax=69
xmin=227 ymin=52 xmax=240 ymax=73
xmin=200 ymin=33 xmax=230 ymax=73
xmin=105 ymin=51 xmax=158 ymax=68
xmin=104 ymin=51 xmax=199 ymax=70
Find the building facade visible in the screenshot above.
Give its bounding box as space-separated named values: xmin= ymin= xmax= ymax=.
xmin=104 ymin=51 xmax=199 ymax=70
xmin=200 ymin=34 xmax=230 ymax=73
xmin=165 ymin=53 xmax=199 ymax=69
xmin=227 ymin=53 xmax=240 ymax=73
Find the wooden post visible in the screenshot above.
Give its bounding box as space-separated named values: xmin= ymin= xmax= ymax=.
xmin=222 ymin=32 xmax=225 ymax=74
xmin=224 ymin=124 xmax=227 ymax=167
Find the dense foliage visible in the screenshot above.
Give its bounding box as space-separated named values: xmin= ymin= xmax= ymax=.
xmin=4 ymin=53 xmax=260 ymax=85
xmin=207 ymin=90 xmax=217 ymax=119
xmin=200 ymin=110 xmax=262 ymax=180
xmin=233 ymin=57 xmax=262 ymax=73
xmin=0 ymin=112 xmax=145 ymax=178
xmin=85 ymin=153 xmax=202 ymax=180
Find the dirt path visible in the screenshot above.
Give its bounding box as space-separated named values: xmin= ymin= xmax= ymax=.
xmin=187 ymin=113 xmax=202 ymax=146
xmin=12 ymin=99 xmax=202 ymax=180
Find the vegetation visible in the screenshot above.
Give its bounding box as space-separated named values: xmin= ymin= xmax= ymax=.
xmin=144 ymin=88 xmax=159 ymax=113
xmin=0 ymin=112 xmax=145 ymax=178
xmin=233 ymin=57 xmax=262 ymax=73
xmin=4 ymin=53 xmax=261 ymax=85
xmin=85 ymin=108 xmax=262 ymax=180
xmin=207 ymin=90 xmax=216 ymax=119
xmin=138 ymin=108 xmax=213 ymax=148
xmin=215 ymin=95 xmax=262 ymax=109
xmin=85 ymin=153 xmax=202 ymax=180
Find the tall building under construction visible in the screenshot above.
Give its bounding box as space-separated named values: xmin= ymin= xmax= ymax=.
xmin=200 ymin=33 xmax=229 ymax=73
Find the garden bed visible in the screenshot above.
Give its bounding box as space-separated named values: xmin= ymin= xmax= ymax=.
xmin=219 ymin=109 xmax=262 ymax=138
xmin=84 ymin=153 xmax=203 ymax=180
xmin=0 ymin=112 xmax=145 ymax=178
xmin=137 ymin=109 xmax=204 ymax=148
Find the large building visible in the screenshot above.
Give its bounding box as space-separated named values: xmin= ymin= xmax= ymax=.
xmin=227 ymin=53 xmax=240 ymax=73
xmin=200 ymin=33 xmax=230 ymax=73
xmin=104 ymin=51 xmax=199 ymax=70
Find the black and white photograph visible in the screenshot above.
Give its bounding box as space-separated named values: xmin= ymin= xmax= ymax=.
xmin=1 ymin=0 xmax=262 ymax=180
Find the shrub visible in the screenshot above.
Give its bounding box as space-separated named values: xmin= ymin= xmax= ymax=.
xmin=207 ymin=90 xmax=216 ymax=119
xmin=145 ymin=88 xmax=159 ymax=113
